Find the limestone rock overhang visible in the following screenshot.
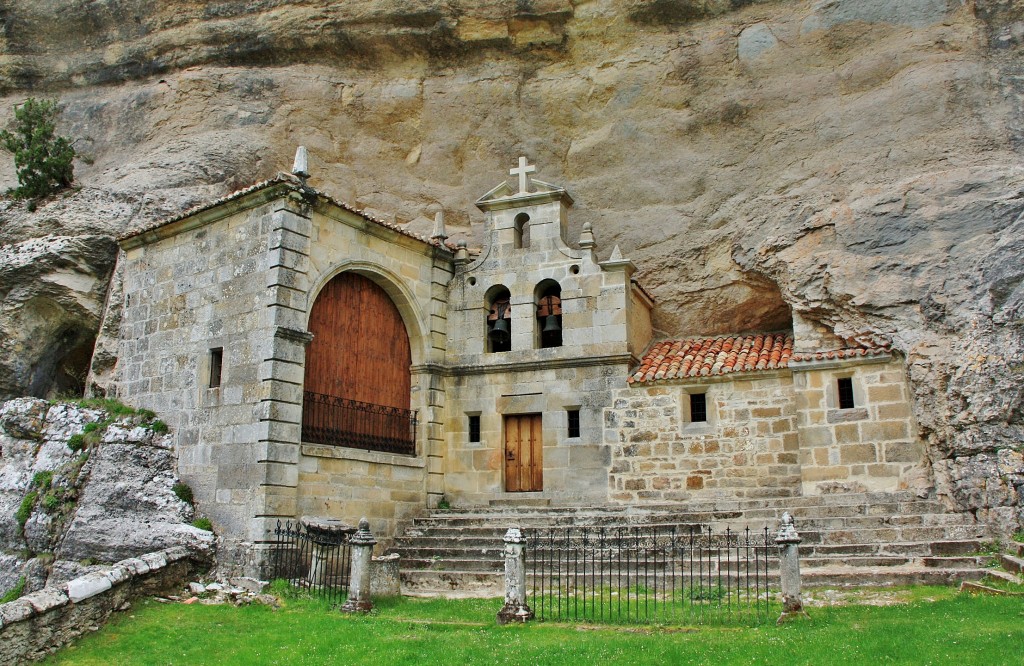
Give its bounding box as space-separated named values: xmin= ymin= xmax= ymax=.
xmin=628 ymin=333 xmax=894 ymax=385
xmin=118 ymin=173 xmax=453 ymax=255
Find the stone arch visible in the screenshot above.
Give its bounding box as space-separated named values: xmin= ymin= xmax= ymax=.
xmin=484 ymin=284 xmax=512 ymax=353
xmin=306 ymin=261 xmax=428 ymax=367
xmin=534 ymin=279 xmax=563 ymax=349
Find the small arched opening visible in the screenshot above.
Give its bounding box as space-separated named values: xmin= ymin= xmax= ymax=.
xmin=485 ymin=285 xmax=512 ymax=353
xmin=535 ymin=280 xmax=562 ymax=349
xmin=513 ymin=212 xmax=530 ymax=249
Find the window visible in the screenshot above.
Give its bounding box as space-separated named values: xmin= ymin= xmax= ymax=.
xmin=837 ymin=377 xmax=855 ymax=409
xmin=209 ymin=347 xmax=223 ymax=388
xmin=514 ymin=212 xmax=530 ymax=248
xmin=567 ymin=409 xmax=580 ymax=438
xmin=468 ymin=415 xmax=481 ymax=443
xmin=689 ymin=393 xmax=707 ymax=423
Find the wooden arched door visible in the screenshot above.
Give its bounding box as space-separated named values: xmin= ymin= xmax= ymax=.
xmin=302 ymin=272 xmax=415 ymax=454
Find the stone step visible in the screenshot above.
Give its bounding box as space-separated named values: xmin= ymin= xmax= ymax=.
xmin=800 ymin=566 xmax=989 ymax=588
xmin=400 ymin=570 xmax=503 ymax=598
xmin=421 ymin=500 xmax=957 ymax=524
xmin=1001 ymin=553 xmax=1024 ymax=575
xmin=803 ymin=539 xmax=985 ymax=558
xmin=398 ymin=565 xmax=991 ymax=598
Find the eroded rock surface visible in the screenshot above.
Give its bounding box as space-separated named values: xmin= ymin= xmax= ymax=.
xmin=0 ymin=1 xmax=1020 ymax=532
xmin=0 ymin=398 xmax=213 ymax=598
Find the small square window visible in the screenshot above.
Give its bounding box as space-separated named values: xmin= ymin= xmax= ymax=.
xmin=468 ymin=415 xmax=481 ymax=443
xmin=209 ymin=348 xmax=223 ymax=388
xmin=689 ymin=393 xmax=707 ymax=423
xmin=837 ymin=377 xmax=855 ymax=409
xmin=567 ymin=409 xmax=580 ymax=438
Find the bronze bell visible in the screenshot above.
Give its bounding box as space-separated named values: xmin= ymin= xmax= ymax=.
xmin=488 ymin=317 xmax=511 ymax=346
xmin=542 ymin=314 xmax=561 ymax=334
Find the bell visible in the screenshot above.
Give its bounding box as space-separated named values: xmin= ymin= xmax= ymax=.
xmin=542 ymin=314 xmax=561 ymax=334
xmin=488 ymin=317 xmax=511 ymax=346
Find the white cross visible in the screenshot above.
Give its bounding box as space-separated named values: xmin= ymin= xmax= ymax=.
xmin=509 ymin=156 xmax=536 ymax=194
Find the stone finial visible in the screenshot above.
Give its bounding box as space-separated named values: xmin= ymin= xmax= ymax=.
xmin=509 ymin=156 xmax=536 ymax=195
xmin=455 ymin=239 xmax=470 ymax=265
xmin=608 ymin=244 xmax=623 ymax=262
xmin=430 ymin=210 xmax=448 ymax=243
xmin=579 ymin=221 xmax=595 ymax=250
xmin=292 ymin=146 xmax=310 ymax=180
xmin=503 ymin=527 xmax=526 ymax=545
xmin=350 ymin=517 xmax=377 ymax=547
xmin=775 ymin=511 xmax=801 ymax=544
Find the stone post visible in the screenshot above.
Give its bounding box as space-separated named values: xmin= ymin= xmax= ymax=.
xmin=775 ymin=512 xmax=810 ymax=624
xmin=341 ymin=517 xmax=377 ymax=614
xmin=496 ymin=527 xmax=534 ymax=624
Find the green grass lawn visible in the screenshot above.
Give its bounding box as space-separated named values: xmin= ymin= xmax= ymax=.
xmin=44 ymin=588 xmax=1024 ymax=666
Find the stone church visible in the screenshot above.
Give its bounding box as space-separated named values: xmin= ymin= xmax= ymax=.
xmin=90 ymin=154 xmax=926 ymax=572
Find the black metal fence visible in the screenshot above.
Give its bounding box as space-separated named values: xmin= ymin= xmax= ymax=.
xmin=525 ymin=525 xmax=775 ymax=626
xmin=268 ymin=520 xmax=353 ymax=605
xmin=301 ymin=391 xmax=417 ymax=455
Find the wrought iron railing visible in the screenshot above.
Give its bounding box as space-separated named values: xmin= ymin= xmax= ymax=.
xmin=268 ymin=520 xmax=354 ymax=605
xmin=525 ymin=525 xmax=775 ymax=626
xmin=302 ymin=391 xmax=417 ymax=455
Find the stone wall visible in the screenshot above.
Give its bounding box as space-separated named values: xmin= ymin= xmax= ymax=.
xmin=297 ymin=445 xmax=426 ymax=547
xmin=0 ymin=547 xmax=197 ymax=665
xmin=96 ymin=181 xmax=452 ymax=568
xmin=607 ymin=374 xmax=802 ymax=502
xmin=793 ymin=357 xmax=927 ymax=494
xmin=443 ymin=364 xmax=621 ymax=505
xmin=103 ymin=187 xmax=285 ymax=564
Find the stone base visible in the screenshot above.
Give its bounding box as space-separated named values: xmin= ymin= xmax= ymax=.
xmin=340 ymin=597 xmax=374 ymax=613
xmin=496 ymin=602 xmax=534 ymax=625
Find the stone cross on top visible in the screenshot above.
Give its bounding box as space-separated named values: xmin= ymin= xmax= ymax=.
xmin=509 ymin=156 xmax=536 ymax=194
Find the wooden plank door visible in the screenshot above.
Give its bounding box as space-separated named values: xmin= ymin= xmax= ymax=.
xmin=504 ymin=414 xmax=543 ymax=492
xmin=304 ymin=272 xmax=411 ymax=408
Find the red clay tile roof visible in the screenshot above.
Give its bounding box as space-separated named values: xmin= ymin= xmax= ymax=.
xmin=629 ymin=334 xmax=794 ymax=384
xmin=789 ymin=346 xmax=891 ymax=363
xmin=118 ymin=174 xmax=452 ymax=252
xmin=629 ymin=334 xmax=893 ymax=384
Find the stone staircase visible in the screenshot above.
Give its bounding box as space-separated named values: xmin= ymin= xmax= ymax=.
xmin=389 ymin=492 xmax=996 ymax=597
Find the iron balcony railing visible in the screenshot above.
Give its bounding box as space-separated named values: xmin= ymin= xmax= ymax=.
xmin=301 ymin=391 xmax=417 ymax=456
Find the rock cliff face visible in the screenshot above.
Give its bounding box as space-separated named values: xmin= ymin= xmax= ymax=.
xmin=0 ymin=2 xmax=1020 ymax=531
xmin=0 ymin=398 xmax=213 ymax=598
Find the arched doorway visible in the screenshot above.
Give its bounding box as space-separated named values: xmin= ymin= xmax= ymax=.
xmin=302 ymin=272 xmax=416 ymax=454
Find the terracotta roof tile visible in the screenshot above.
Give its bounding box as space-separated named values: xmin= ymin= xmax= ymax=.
xmin=629 ymin=333 xmax=892 ymax=385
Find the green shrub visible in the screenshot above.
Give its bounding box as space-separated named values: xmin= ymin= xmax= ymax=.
xmin=67 ymin=433 xmax=85 ymax=452
xmin=191 ymin=517 xmax=213 ymax=532
xmin=0 ymin=98 xmax=75 ymax=200
xmin=148 ymin=419 xmax=168 ymax=434
xmin=15 ymin=491 xmax=37 ymax=527
xmin=0 ymin=577 xmax=26 ymax=604
xmin=42 ymin=491 xmax=61 ymax=512
xmin=138 ymin=409 xmax=156 ymax=421
xmin=82 ymin=422 xmax=100 ymax=433
xmin=1013 ymin=530 xmax=1024 ymax=544
xmin=172 ymin=482 xmax=194 ymax=505
xmin=76 ymin=397 xmax=137 ymax=417
xmin=31 ymin=470 xmax=53 ymax=489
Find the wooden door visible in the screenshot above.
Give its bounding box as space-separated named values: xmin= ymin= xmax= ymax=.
xmin=304 ymin=272 xmax=410 ymax=408
xmin=504 ymin=414 xmax=543 ymax=492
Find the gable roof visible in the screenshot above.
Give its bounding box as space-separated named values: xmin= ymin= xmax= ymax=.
xmin=118 ymin=174 xmax=451 ymax=252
